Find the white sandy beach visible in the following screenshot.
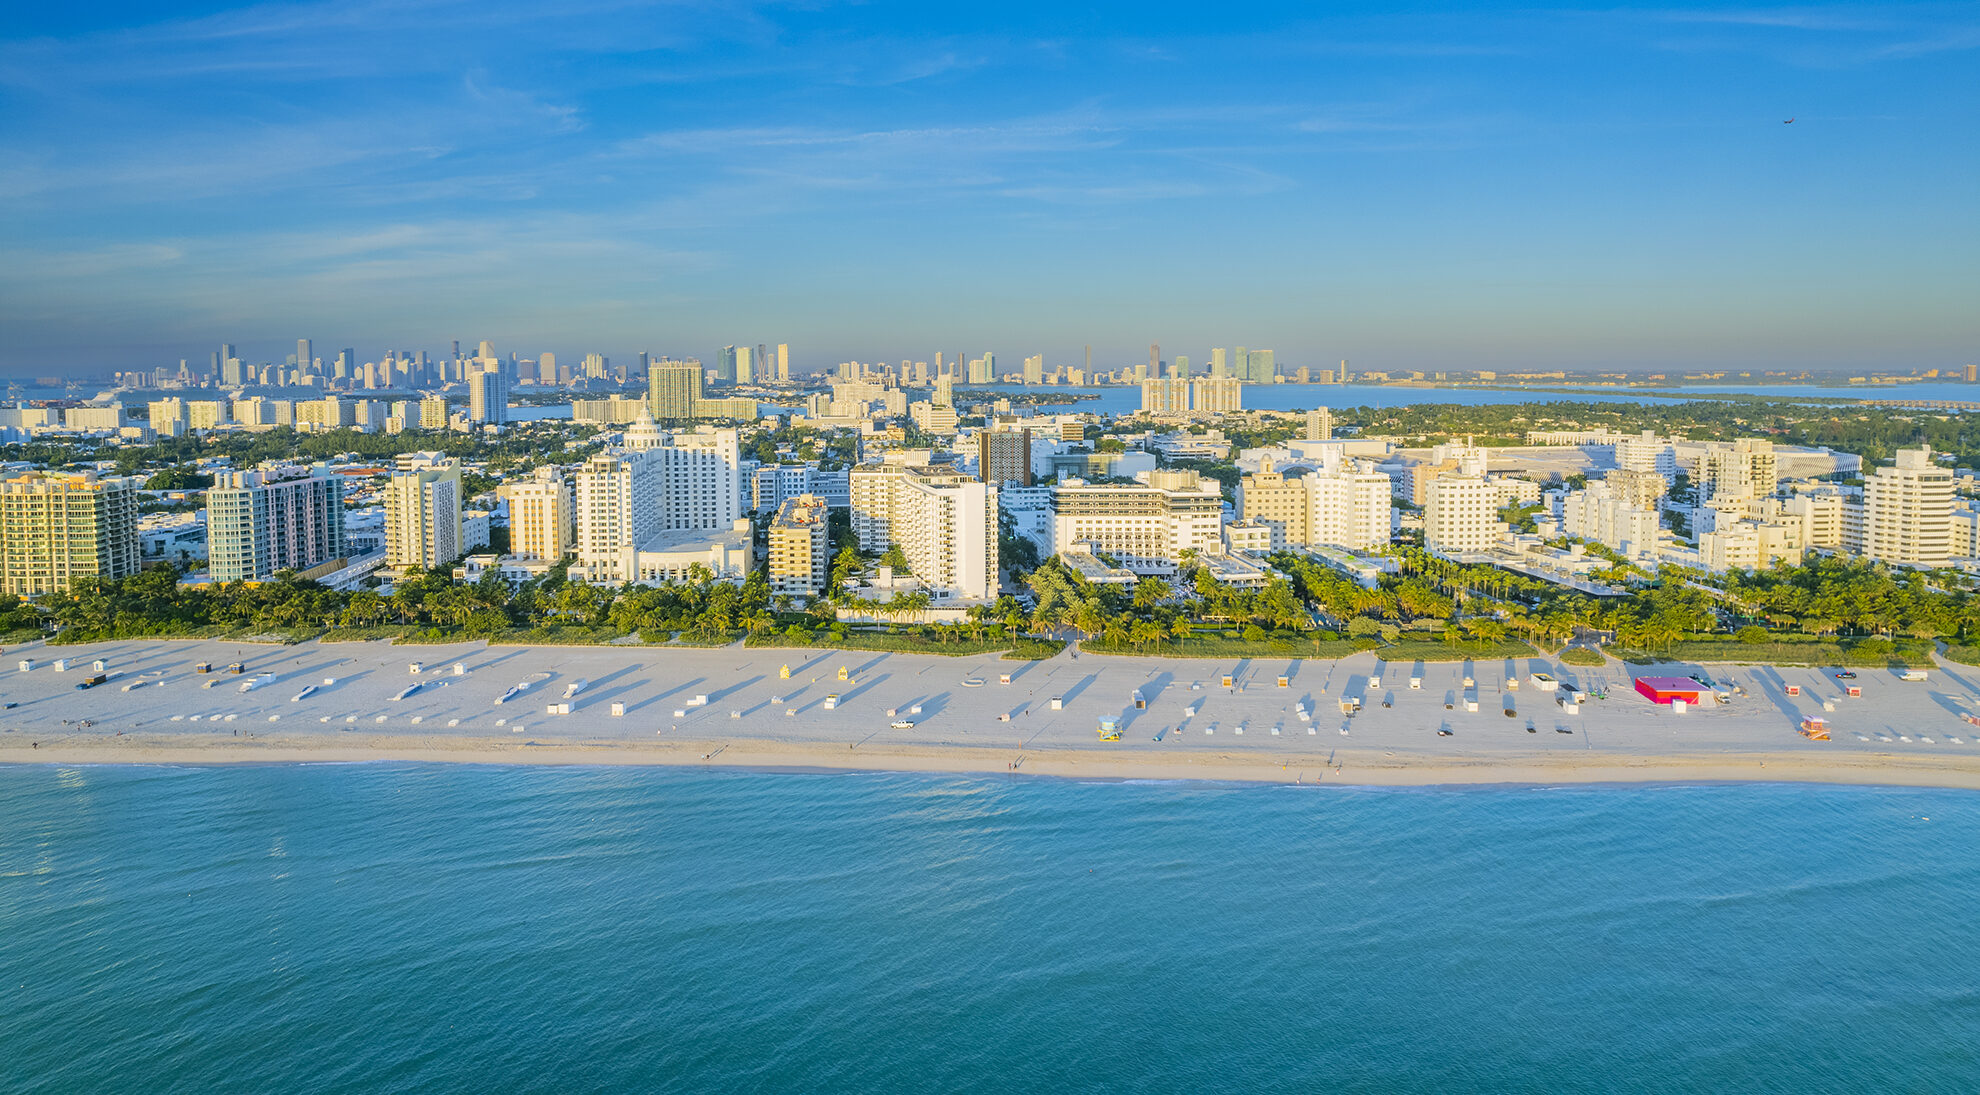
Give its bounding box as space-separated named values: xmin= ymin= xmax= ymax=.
xmin=4 ymin=637 xmax=1980 ymax=789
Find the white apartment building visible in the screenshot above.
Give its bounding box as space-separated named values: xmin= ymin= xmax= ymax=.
xmin=1698 ymin=519 xmax=1800 ymax=573
xmin=1952 ymin=506 xmax=1980 ymax=558
xmin=1613 ymin=431 xmax=1678 ymax=480
xmin=1862 ymin=446 xmax=1953 ymax=568
xmin=1423 ymin=474 xmax=1499 ymax=558
xmin=64 ymin=406 xmax=123 ymax=431
xmin=1237 ymin=460 xmax=1391 ymax=552
xmin=1560 ymin=480 xmax=1660 ymax=561
xmin=499 ymin=466 xmax=573 ymax=562
xmin=384 ymin=460 xmax=463 ymax=569
xmin=848 ymin=463 xmax=998 ymax=601
xmin=1781 ymin=488 xmax=1853 ymax=552
xmin=909 ymin=400 xmax=960 ymax=433
xmin=1047 ymin=470 xmax=1223 ymax=575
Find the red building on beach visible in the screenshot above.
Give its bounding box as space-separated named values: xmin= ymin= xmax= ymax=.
xmin=1634 ymin=677 xmax=1704 ymax=705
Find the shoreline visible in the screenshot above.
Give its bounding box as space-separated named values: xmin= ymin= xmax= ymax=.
xmin=7 ymin=734 xmax=1980 ymax=791
xmin=8 ymin=635 xmax=1980 ymax=793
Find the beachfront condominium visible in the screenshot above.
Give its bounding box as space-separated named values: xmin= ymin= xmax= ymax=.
xmin=499 ymin=466 xmax=573 ymax=562
xmin=1306 ymin=407 xmax=1333 ymax=441
xmin=978 ymin=426 xmax=1034 ymax=486
xmin=768 ymin=493 xmax=832 ymax=598
xmin=1047 ymin=470 xmax=1223 ymax=575
xmin=385 ymin=460 xmax=464 ymax=569
xmin=0 ymin=471 xmax=140 ymax=597
xmin=1862 ymin=446 xmax=1954 ymax=568
xmin=573 ymin=418 xmax=747 ymax=584
xmin=1423 ymin=474 xmax=1499 ymax=559
xmin=1238 ymin=459 xmax=1392 ymax=553
xmin=648 ymin=361 xmax=705 ymax=420
xmin=205 ymin=465 xmax=348 ymax=582
xmin=849 ymin=464 xmax=999 ymax=601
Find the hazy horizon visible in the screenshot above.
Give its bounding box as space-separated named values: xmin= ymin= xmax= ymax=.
xmin=3 ymin=1 xmax=1975 ymax=377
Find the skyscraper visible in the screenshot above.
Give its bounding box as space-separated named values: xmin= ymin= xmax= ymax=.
xmin=1023 ymin=354 xmax=1044 ymax=384
xmin=1210 ymin=348 xmax=1228 ymax=378
xmin=648 ymin=361 xmax=705 ymax=420
xmin=776 ymin=343 xmax=790 ymax=381
xmin=297 ymin=338 xmax=313 ymax=373
xmin=1140 ymin=377 xmax=1190 ymax=415
xmin=736 ymin=345 xmax=755 ymax=385
xmin=978 ymin=427 xmax=1034 ymax=486
xmin=467 ymin=365 xmax=509 ymax=426
xmin=1191 ymin=377 xmax=1241 ymax=415
xmin=1149 ymin=343 xmax=1160 ymax=376
xmin=1172 ymin=355 xmax=1190 ymax=378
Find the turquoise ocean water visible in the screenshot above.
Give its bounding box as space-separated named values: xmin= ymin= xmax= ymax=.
xmin=3 ymin=765 xmax=1977 ymax=1093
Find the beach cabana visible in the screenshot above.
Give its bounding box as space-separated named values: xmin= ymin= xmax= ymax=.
xmin=1635 ymin=676 xmax=1704 ymax=706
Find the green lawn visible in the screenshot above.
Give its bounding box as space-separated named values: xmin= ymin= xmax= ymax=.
xmin=665 ymin=629 xmax=746 ymax=647
xmin=1940 ymin=644 xmax=1980 ymax=667
xmin=320 ymin=625 xmax=421 ymax=643
xmin=1083 ymin=634 xmax=1359 ymax=659
xmin=1556 ymin=647 xmax=1608 ymax=667
xmin=48 ymin=624 xmax=307 ymax=645
xmin=1610 ymin=638 xmax=1934 ymax=667
xmin=1374 ymin=639 xmax=1538 ymax=663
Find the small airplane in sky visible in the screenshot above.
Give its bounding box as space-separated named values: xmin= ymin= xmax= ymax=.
xmin=1783 ymin=118 xmax=1795 ymax=124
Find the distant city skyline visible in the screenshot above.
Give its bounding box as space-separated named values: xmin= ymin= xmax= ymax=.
xmin=2 ymin=2 xmax=1975 ymax=376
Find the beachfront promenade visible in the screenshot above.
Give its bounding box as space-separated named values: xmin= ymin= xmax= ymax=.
xmin=5 ymin=638 xmax=1980 ymax=789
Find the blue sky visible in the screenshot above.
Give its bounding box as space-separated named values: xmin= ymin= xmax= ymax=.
xmin=1 ymin=1 xmax=1975 ymax=376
